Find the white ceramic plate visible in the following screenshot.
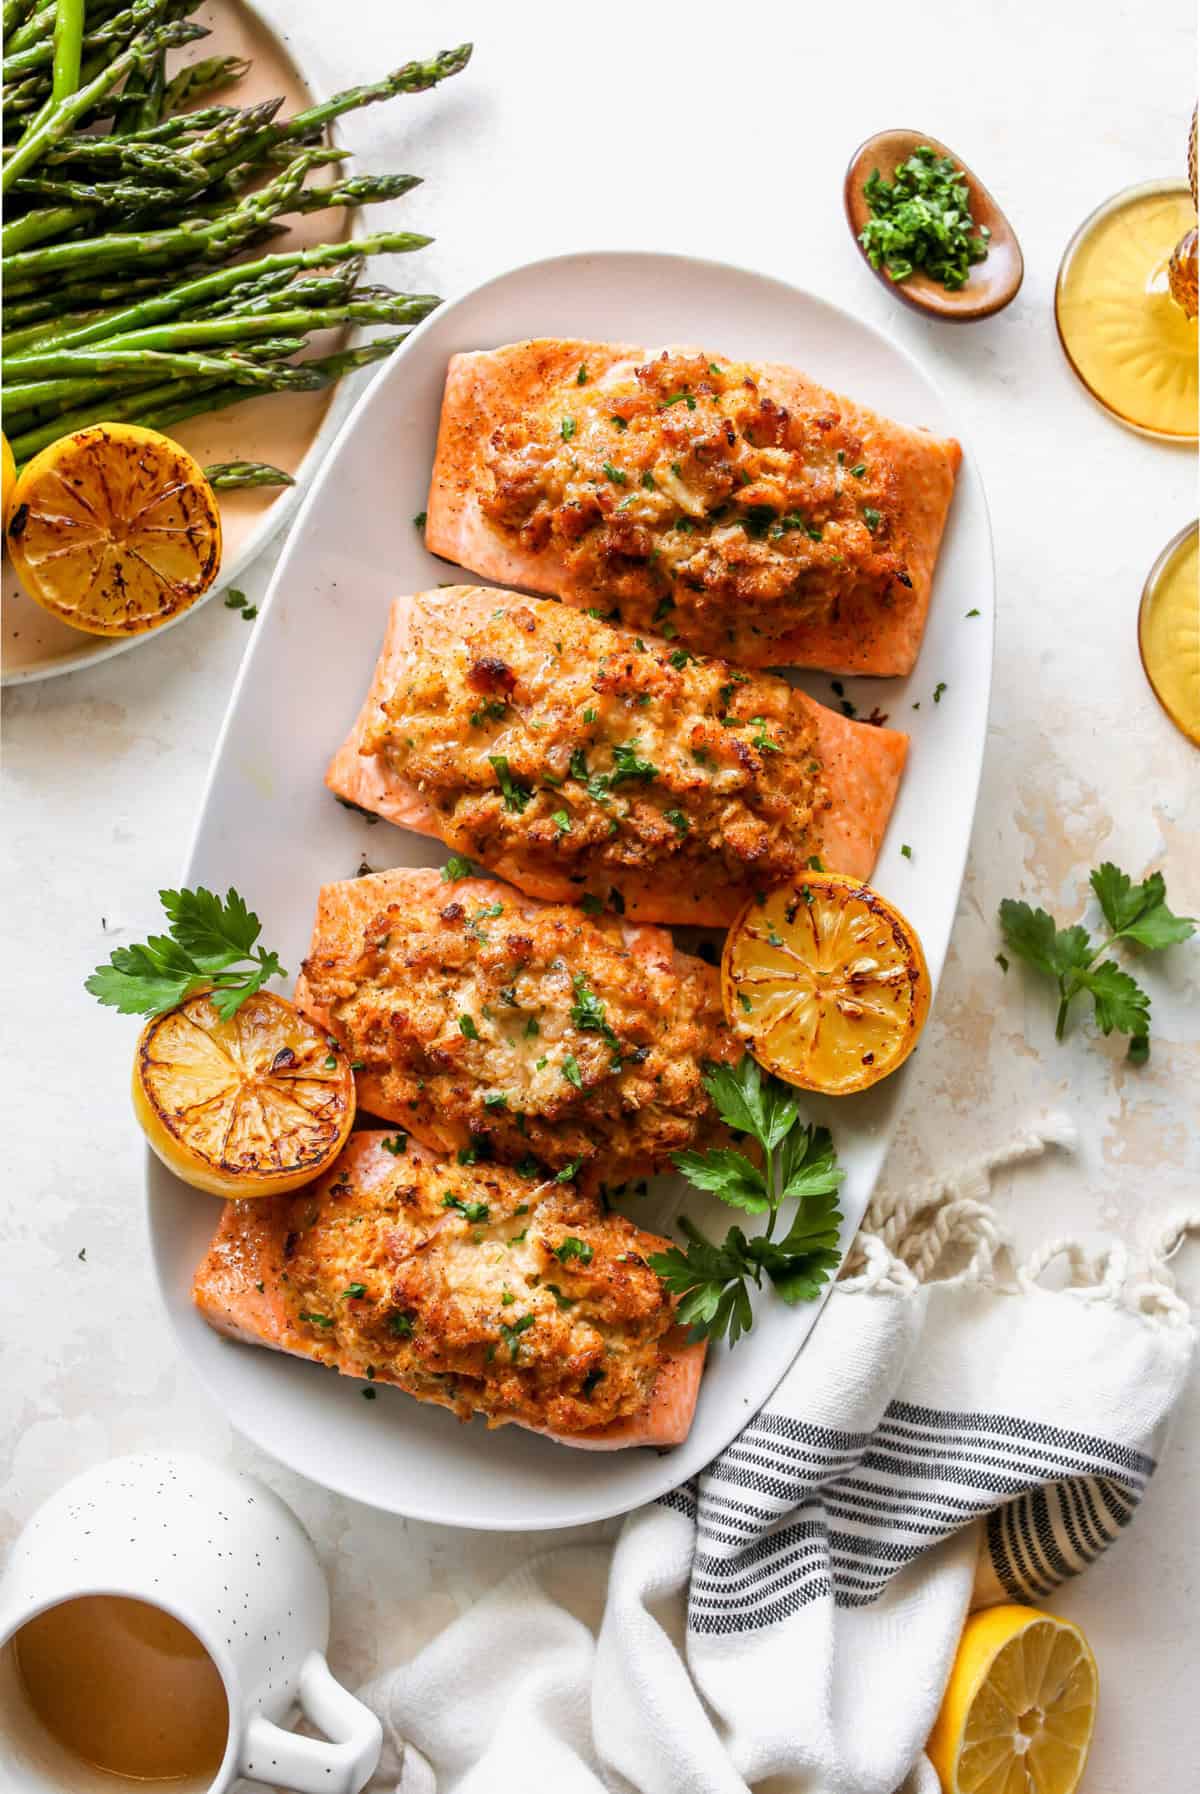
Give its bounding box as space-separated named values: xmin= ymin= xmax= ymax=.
xmin=148 ymin=251 xmax=994 ymax=1530
xmin=2 ymin=0 xmax=357 ymax=686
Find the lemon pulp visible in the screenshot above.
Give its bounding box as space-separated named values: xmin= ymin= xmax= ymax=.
xmin=927 ymin=1605 xmax=1098 ymax=1794
xmin=1055 ymin=181 xmax=1198 ymax=440
xmin=722 ymin=872 xmax=930 ymax=1095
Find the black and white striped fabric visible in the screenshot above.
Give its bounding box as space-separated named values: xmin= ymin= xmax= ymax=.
xmin=675 ymin=1396 xmax=1153 ymax=1636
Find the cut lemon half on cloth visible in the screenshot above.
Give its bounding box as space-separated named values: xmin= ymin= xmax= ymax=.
xmin=722 ymin=870 xmax=930 ymax=1094
xmin=927 ymin=1604 xmax=1098 ymax=1794
xmin=5 ymin=423 xmax=221 ymax=637
xmin=134 ymin=990 xmax=355 ymax=1198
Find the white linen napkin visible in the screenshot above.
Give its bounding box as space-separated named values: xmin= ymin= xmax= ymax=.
xmin=361 ymin=1121 xmax=1196 ymax=1794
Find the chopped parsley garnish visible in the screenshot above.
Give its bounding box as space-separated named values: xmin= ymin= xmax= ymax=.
xmin=412 ymin=511 xmax=427 ymax=527
xmin=862 ymin=507 xmax=882 ymax=533
xmin=576 ymin=364 xmax=588 ymax=384
xmin=859 ymin=146 xmax=991 ymax=290
xmin=580 ymin=894 xmax=605 ymax=915
xmin=381 ymin=1133 xmax=408 ymax=1156
xmin=561 ymin=416 xmax=576 ymax=440
xmin=299 ymin=1311 xmax=333 ymax=1329
xmin=582 ymin=705 xmax=597 ymax=723
xmin=966 ymin=608 xmax=980 ymax=618
xmin=611 ymin=414 xmax=628 ymax=430
xmin=668 ymin=647 xmax=693 ymax=669
xmin=546 ymin=1283 xmax=576 ymax=1309
xmin=850 ymin=463 xmax=867 ymax=478
xmin=343 ymin=1283 xmax=367 ymax=1299
xmin=489 ymin=753 xmax=532 ymax=813
xmin=552 ymin=809 xmax=572 ymax=834
xmin=748 ymin=716 xmax=782 ymax=754
xmin=570 ymin=972 xmax=622 ymax=1062
xmin=524 ymin=1016 xmax=540 ymax=1037
xmin=659 ymin=391 xmax=697 ymax=410
xmin=665 ymin=808 xmax=690 ymax=834
xmin=641 ymin=470 xmax=657 ymax=489
xmin=459 ymin=1014 xmax=480 ymax=1040
xmin=561 ymin=1054 xmax=584 ymax=1088
xmin=441 ymin=855 xmax=476 ymax=881
xmin=483 ymin=1091 xmax=508 ymax=1110
xmin=901 ymin=844 xmax=913 ymax=860
xmin=388 ymin=1311 xmax=414 ymax=1338
xmin=933 ymin=681 xmax=948 ymax=704
xmin=555 ymin=1236 xmax=594 ymax=1265
xmin=470 ymin=699 xmax=508 ymax=727
xmin=443 ymin=1192 xmax=490 ymax=1222
xmin=499 ymin=1313 xmax=535 ymax=1358
xmin=556 ymin=1157 xmax=584 ymax=1183
xmin=602 ymin=461 xmax=627 ymax=486
xmin=606 ymin=740 xmax=658 ymax=786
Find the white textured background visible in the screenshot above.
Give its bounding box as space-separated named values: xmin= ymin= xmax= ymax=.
xmin=2 ymin=2 xmax=1197 ymax=1788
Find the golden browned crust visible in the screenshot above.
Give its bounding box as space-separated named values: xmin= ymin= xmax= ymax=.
xmin=296 ymin=868 xmax=736 ymax=1184
xmin=426 ymin=341 xmax=961 ymax=674
xmin=194 ymin=1132 xmax=689 ymax=1437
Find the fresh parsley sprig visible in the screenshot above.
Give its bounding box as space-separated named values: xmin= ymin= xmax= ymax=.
xmin=649 ymin=1056 xmax=844 ymax=1347
xmin=999 ymin=862 xmax=1194 ymax=1061
xmin=86 ymin=887 xmax=286 ymax=1022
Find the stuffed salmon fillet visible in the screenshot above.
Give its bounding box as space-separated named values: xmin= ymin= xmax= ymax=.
xmin=294 ymin=867 xmax=738 ymax=1183
xmin=326 ymin=586 xmax=907 ymax=925
xmin=193 ymin=1131 xmax=705 ymax=1449
xmin=425 ymin=339 xmax=961 ymax=674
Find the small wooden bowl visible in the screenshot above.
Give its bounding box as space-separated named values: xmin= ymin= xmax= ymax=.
xmin=844 ymin=129 xmax=1023 ymax=322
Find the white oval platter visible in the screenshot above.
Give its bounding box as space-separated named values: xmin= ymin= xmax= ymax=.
xmin=147 ymin=250 xmax=994 ymax=1530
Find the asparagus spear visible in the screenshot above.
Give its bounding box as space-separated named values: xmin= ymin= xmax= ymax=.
xmin=2 ymin=0 xmax=39 ymax=37
xmin=3 ymin=18 xmax=204 ymax=193
xmin=4 ymin=230 xmax=427 ymax=349
xmin=4 ymin=337 xmax=308 ymax=418
xmin=49 ymin=0 xmax=85 ymax=101
xmin=3 ymin=144 xmax=327 ymax=286
xmin=6 ymin=293 xmax=438 ymax=368
xmin=203 ymin=460 xmax=294 ymax=490
xmin=39 ymin=135 xmax=205 ymax=180
xmin=4 ymin=343 xmax=327 ymax=387
xmin=142 ymin=331 xmax=413 ymax=431
xmin=161 ymin=53 xmax=249 ymax=113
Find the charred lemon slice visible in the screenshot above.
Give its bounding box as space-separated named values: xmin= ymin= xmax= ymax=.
xmin=133 ymin=990 xmax=355 ymax=1198
xmin=926 ymin=1605 xmax=1098 ymax=1794
xmin=1 ymin=434 xmax=15 ymax=529
xmin=722 ymin=871 xmax=930 ymax=1094
xmin=6 ymin=423 xmax=221 ymax=637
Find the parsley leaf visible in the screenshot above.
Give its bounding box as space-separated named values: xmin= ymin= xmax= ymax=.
xmin=488 ymin=753 xmax=532 ymax=814
xmin=649 ymin=1056 xmax=843 ymax=1347
xmin=85 ymin=887 xmax=285 ymax=1021
xmin=858 ymin=146 xmax=991 ymax=290
xmin=999 ymin=862 xmax=1194 ymax=1055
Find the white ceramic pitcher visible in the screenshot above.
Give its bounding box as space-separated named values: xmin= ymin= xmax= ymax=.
xmin=0 ymin=1452 xmax=382 ymax=1794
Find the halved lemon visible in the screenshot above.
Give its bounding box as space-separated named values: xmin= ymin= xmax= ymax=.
xmin=6 ymin=422 xmax=221 ymax=637
xmin=721 ymin=871 xmax=930 ymax=1094
xmin=927 ymin=1604 xmax=1098 ymax=1794
xmin=133 ymin=989 xmax=355 ymax=1198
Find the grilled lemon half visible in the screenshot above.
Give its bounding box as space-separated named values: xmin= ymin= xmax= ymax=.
xmin=134 ymin=990 xmax=355 ymax=1198
xmin=722 ymin=870 xmax=930 ymax=1094
xmin=6 ymin=423 xmax=221 ymax=637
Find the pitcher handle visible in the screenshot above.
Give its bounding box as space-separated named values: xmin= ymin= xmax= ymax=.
xmin=240 ymin=1650 xmax=382 ymax=1794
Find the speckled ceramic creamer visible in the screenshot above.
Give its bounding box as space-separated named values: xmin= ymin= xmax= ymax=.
xmin=0 ymin=1453 xmax=381 ymax=1793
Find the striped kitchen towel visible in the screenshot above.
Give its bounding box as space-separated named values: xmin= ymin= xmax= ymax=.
xmin=362 ymin=1123 xmax=1196 ymax=1794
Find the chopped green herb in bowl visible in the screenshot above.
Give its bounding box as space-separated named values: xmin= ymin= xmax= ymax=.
xmin=859 ymin=146 xmax=990 ymax=291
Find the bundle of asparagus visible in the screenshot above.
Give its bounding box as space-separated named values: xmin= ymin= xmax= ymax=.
xmin=1 ymin=0 xmax=471 ymax=483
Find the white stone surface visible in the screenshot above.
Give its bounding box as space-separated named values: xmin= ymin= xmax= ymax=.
xmin=2 ymin=1 xmax=1197 ymax=1788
